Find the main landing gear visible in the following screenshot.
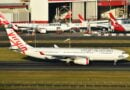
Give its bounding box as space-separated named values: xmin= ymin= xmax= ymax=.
xmin=114 ymin=60 xmax=117 ymax=65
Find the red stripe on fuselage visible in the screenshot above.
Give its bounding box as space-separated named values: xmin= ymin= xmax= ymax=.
xmin=39 ymin=51 xmax=45 ymax=55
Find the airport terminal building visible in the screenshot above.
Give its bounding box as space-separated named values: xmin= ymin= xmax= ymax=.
xmin=0 ymin=0 xmax=130 ymax=23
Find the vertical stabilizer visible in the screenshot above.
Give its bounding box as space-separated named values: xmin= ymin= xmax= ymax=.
xmin=0 ymin=12 xmax=18 ymax=30
xmin=5 ymin=27 xmax=32 ymax=54
xmin=78 ymin=14 xmax=85 ymax=23
xmin=108 ymin=12 xmax=125 ymax=32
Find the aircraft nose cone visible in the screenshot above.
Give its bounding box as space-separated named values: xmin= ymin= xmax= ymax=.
xmin=118 ymin=53 xmax=129 ymax=59
xmin=124 ymin=54 xmax=129 ymax=59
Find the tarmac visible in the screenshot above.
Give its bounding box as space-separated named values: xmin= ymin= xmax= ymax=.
xmin=0 ymin=59 xmax=130 ymax=71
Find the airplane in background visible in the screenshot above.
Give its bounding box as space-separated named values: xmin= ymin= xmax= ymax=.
xmin=77 ymin=14 xmax=109 ymax=31
xmin=16 ymin=23 xmax=71 ymax=33
xmin=108 ymin=12 xmax=130 ymax=32
xmin=0 ymin=12 xmax=18 ymax=30
xmin=0 ymin=12 xmax=109 ymax=34
xmin=4 ymin=24 xmax=129 ymax=65
xmin=0 ymin=12 xmax=71 ymax=34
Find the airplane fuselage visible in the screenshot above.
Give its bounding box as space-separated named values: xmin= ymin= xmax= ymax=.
xmin=16 ymin=23 xmax=71 ymax=33
xmin=26 ymin=47 xmax=128 ymax=61
xmin=6 ymin=28 xmax=129 ymax=65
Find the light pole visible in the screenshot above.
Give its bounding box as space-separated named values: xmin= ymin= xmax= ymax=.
xmin=64 ymin=38 xmax=71 ymax=48
xmin=109 ymin=0 xmax=111 ymax=11
xmin=32 ymin=27 xmax=37 ymax=47
xmin=124 ymin=0 xmax=128 ymax=18
xmin=60 ymin=3 xmax=72 ymax=48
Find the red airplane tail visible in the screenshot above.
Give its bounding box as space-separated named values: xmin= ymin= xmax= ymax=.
xmin=78 ymin=14 xmax=85 ymax=23
xmin=65 ymin=10 xmax=72 ymax=19
xmin=0 ymin=12 xmax=10 ymax=25
xmin=108 ymin=13 xmax=117 ymax=26
xmin=108 ymin=12 xmax=125 ymax=32
xmin=0 ymin=12 xmax=18 ymax=30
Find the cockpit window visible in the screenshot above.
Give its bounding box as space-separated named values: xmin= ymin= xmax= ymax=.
xmin=122 ymin=51 xmax=127 ymax=54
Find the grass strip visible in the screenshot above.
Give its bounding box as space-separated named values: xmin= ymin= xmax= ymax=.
xmin=0 ymin=48 xmax=26 ymax=62
xmin=0 ymin=71 xmax=130 ymax=90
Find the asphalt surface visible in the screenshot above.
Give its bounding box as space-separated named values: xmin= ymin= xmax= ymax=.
xmin=1 ymin=31 xmax=130 ymax=41
xmin=0 ymin=59 xmax=130 ymax=71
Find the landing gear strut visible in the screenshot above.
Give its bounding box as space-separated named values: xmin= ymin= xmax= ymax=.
xmin=114 ymin=60 xmax=117 ymax=65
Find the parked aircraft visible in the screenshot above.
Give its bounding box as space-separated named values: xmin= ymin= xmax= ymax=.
xmin=78 ymin=13 xmax=130 ymax=33
xmin=4 ymin=25 xmax=129 ymax=65
xmin=78 ymin=14 xmax=109 ymax=31
xmin=0 ymin=12 xmax=71 ymax=33
xmin=16 ymin=23 xmax=71 ymax=33
xmin=0 ymin=12 xmax=110 ymax=34
xmin=109 ymin=12 xmax=130 ymax=32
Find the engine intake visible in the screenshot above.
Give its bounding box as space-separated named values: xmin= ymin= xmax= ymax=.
xmin=73 ymin=57 xmax=89 ymax=65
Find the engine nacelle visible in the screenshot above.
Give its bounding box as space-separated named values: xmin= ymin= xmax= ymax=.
xmin=36 ymin=26 xmax=47 ymax=34
xmin=73 ymin=57 xmax=89 ymax=65
xmin=38 ymin=28 xmax=47 ymax=34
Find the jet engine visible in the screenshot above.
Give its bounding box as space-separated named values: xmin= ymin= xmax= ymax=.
xmin=73 ymin=57 xmax=89 ymax=65
xmin=37 ymin=28 xmax=47 ymax=33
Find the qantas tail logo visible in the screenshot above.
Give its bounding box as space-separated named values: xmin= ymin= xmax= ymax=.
xmin=109 ymin=12 xmax=125 ymax=32
xmin=108 ymin=13 xmax=117 ymax=26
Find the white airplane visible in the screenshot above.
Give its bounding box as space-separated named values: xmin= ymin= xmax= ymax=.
xmin=16 ymin=23 xmax=71 ymax=33
xmin=4 ymin=24 xmax=129 ymax=65
xmin=109 ymin=12 xmax=130 ymax=32
xmin=0 ymin=12 xmax=71 ymax=34
xmin=77 ymin=14 xmax=109 ymax=31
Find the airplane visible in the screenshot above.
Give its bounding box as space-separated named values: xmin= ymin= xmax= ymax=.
xmin=18 ymin=23 xmax=72 ymax=34
xmin=0 ymin=12 xmax=71 ymax=34
xmin=0 ymin=12 xmax=109 ymax=34
xmin=4 ymin=24 xmax=129 ymax=65
xmin=109 ymin=12 xmax=130 ymax=32
xmin=77 ymin=14 xmax=109 ymax=31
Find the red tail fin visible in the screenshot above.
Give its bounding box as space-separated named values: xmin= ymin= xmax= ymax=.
xmin=108 ymin=12 xmax=125 ymax=32
xmin=78 ymin=14 xmax=85 ymax=23
xmin=6 ymin=28 xmax=28 ymax=54
xmin=108 ymin=12 xmax=117 ymax=26
xmin=65 ymin=10 xmax=72 ymax=19
xmin=0 ymin=12 xmax=18 ymax=30
xmin=0 ymin=12 xmax=10 ymax=25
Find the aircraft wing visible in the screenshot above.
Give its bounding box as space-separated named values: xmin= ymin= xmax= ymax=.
xmin=48 ymin=55 xmax=90 ymax=65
